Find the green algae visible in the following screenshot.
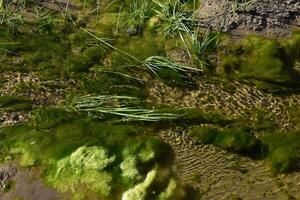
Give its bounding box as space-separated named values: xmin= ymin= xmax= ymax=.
xmin=217 ymin=33 xmax=300 ymax=90
xmin=29 ymin=107 xmax=78 ymax=129
xmin=189 ymin=126 xmax=260 ymax=153
xmin=188 ymin=124 xmax=300 ymax=173
xmin=48 ymin=146 xmax=115 ymax=197
xmin=188 ymin=126 xmax=218 ymax=144
xmin=0 ymin=95 xmax=32 ymax=112
xmin=80 ymin=71 xmax=148 ymax=98
xmin=0 ymin=112 xmax=177 ymax=198
xmin=263 ymin=132 xmax=300 ymax=173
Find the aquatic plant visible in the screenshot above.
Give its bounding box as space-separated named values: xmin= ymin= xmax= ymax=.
xmin=32 ymin=8 xmax=53 ymax=34
xmin=217 ymin=36 xmax=300 ymax=89
xmin=120 ymin=156 xmax=141 ymax=181
xmin=145 ymin=55 xmax=202 ymax=75
xmin=153 ymin=0 xmax=194 ymax=57
xmin=122 ymin=168 xmax=157 ymax=200
xmin=81 ymin=28 xmax=201 ymax=82
xmin=189 ymin=126 xmax=260 ymax=153
xmin=0 ymin=95 xmax=32 ymax=112
xmin=48 ymin=145 xmax=115 ymax=196
xmin=158 ymin=178 xmax=177 ymax=200
xmin=188 ymin=126 xmax=219 ymax=144
xmin=214 ymin=127 xmax=258 ymax=152
xmin=127 ymin=0 xmax=153 ymax=32
xmin=0 ymin=8 xmax=24 ymax=33
xmin=71 ymin=95 xmax=181 ymax=121
xmin=190 ymin=30 xmax=220 ymax=56
xmin=263 ymin=132 xmax=300 ymax=173
xmin=29 ymin=107 xmax=76 ymax=129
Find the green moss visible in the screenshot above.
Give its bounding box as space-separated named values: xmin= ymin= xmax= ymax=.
xmin=176 ymin=108 xmax=229 ymax=125
xmin=29 ymin=107 xmax=76 ymax=129
xmin=216 ymin=55 xmax=241 ymax=75
xmin=283 ymin=31 xmax=300 ymax=61
xmin=242 ymin=38 xmax=291 ymax=82
xmin=155 ymin=67 xmax=197 ymax=88
xmin=47 ymin=146 xmax=115 ymax=197
xmin=80 ymin=73 xmax=148 ymax=98
xmin=217 ymin=35 xmax=300 ymax=89
xmin=214 ymin=127 xmax=258 ymax=152
xmin=1 ymin=125 xmax=55 ymax=166
xmin=0 ymin=115 xmax=177 ymax=198
xmin=0 ymin=95 xmax=32 ymax=111
xmin=189 ymin=126 xmax=260 ymax=154
xmin=263 ymin=132 xmax=300 ymax=173
xmin=188 ymin=127 xmax=218 ymax=144
xmin=110 ymin=35 xmax=164 ymax=66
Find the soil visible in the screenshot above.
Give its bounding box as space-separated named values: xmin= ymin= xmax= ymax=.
xmin=197 ymin=0 xmax=300 ymax=37
xmin=0 ymin=164 xmax=61 ymax=200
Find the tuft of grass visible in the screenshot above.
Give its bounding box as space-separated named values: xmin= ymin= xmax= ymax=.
xmin=32 ymin=8 xmax=53 ymax=34
xmin=153 ymin=0 xmax=194 ymax=57
xmin=127 ymin=0 xmax=154 ymax=33
xmin=231 ymin=0 xmax=256 ymax=13
xmin=81 ymin=28 xmax=201 ymax=82
xmin=70 ymin=95 xmax=181 ymax=122
xmin=190 ymin=30 xmax=220 ymax=56
xmin=145 ymin=55 xmax=202 ymax=75
xmin=0 ymin=8 xmax=24 ymax=34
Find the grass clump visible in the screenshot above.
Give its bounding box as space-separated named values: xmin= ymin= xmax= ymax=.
xmin=126 ymin=0 xmax=154 ymax=33
xmin=70 ymin=95 xmax=181 ymax=122
xmin=153 ymin=0 xmax=194 ymax=57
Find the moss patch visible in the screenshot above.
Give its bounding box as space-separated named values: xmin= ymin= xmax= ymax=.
xmin=0 ymin=95 xmax=32 ymax=112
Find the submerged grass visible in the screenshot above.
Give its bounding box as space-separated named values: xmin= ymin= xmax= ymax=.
xmin=81 ymin=28 xmax=201 ymax=81
xmin=71 ymin=95 xmax=181 ymax=122
xmin=0 ymin=95 xmax=32 ymax=112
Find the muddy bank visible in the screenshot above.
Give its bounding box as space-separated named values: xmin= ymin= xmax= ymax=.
xmin=197 ymin=0 xmax=300 ymax=37
xmin=0 ymin=164 xmax=61 ymax=200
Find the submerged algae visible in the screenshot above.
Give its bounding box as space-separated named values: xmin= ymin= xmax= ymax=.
xmin=217 ymin=32 xmax=300 ymax=90
xmin=48 ymin=146 xmax=115 ymax=197
xmin=0 ymin=95 xmax=32 ymax=112
xmin=0 ymin=109 xmax=177 ymax=199
xmin=122 ymin=169 xmax=157 ymax=200
xmin=263 ymin=132 xmax=300 ymax=173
